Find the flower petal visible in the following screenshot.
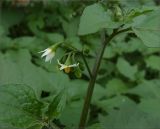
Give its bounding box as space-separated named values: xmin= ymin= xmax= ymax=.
xmin=68 ymin=63 xmax=79 ymax=68
xmin=45 ymin=52 xmax=55 ymax=62
xmin=59 ymin=65 xmax=68 ymax=70
xmin=40 ymin=48 xmax=51 ymax=57
xmin=38 ymin=49 xmax=47 ymax=53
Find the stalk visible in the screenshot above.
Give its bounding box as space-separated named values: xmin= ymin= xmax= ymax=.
xmin=78 ymin=28 xmax=131 ymax=129
xmin=81 ymin=53 xmax=92 ymax=78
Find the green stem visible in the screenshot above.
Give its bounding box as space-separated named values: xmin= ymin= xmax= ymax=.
xmin=78 ymin=28 xmax=131 ymax=129
xmin=81 ymin=53 xmax=92 ymax=78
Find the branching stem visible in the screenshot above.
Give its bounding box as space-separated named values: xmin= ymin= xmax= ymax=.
xmin=78 ymin=28 xmax=131 ymax=129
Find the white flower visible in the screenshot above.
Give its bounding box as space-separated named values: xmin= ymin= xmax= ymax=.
xmin=39 ymin=48 xmax=55 ymax=63
xmin=57 ymin=59 xmax=79 ymax=73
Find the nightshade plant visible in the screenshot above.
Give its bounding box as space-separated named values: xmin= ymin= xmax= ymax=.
xmin=0 ymin=0 xmax=160 ymax=129
xmin=39 ymin=1 xmax=160 ymax=128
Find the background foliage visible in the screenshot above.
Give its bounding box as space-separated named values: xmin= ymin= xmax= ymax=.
xmin=0 ymin=0 xmax=160 ymax=129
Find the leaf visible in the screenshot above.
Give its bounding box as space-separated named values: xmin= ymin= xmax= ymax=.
xmin=44 ymin=33 xmax=64 ymax=44
xmin=105 ymin=78 xmax=128 ymax=96
xmin=12 ymin=34 xmax=63 ymax=53
xmin=46 ymin=89 xmax=67 ymax=120
xmin=124 ymin=7 xmax=154 ymax=22
xmin=116 ymin=38 xmax=146 ymax=53
xmin=99 ymin=98 xmax=160 ymax=129
xmin=96 ymin=95 xmax=130 ymax=112
xmin=61 ymin=18 xmax=79 ymax=37
xmin=0 ymin=36 xmax=12 ymax=51
xmin=116 ymin=57 xmax=138 ymax=80
xmin=0 ymin=127 xmax=16 ymax=129
xmin=143 ymin=47 xmax=160 ymax=55
xmin=128 ymin=80 xmax=160 ymax=99
xmin=59 ymin=100 xmax=83 ymax=128
xmin=132 ymin=9 xmax=160 ymax=47
xmin=78 ymin=3 xmax=118 ymax=35
xmin=78 ymin=3 xmax=107 ymax=35
xmin=103 ymin=46 xmax=116 ymax=59
xmin=139 ymin=99 xmax=160 ymax=118
xmin=27 ymin=10 xmax=45 ymax=34
xmin=0 ymin=49 xmax=59 ymax=97
xmin=86 ymin=123 xmax=102 ymax=129
xmin=27 ymin=124 xmax=43 ymax=129
xmin=0 ymin=25 xmax=5 ymax=36
xmin=0 ymin=84 xmax=44 ymax=129
xmin=65 ymin=36 xmax=82 ymax=49
xmin=145 ymin=55 xmax=160 ymax=71
xmin=1 ymin=8 xmax=24 ymax=33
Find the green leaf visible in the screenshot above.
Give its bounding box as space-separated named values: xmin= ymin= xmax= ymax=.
xmin=86 ymin=123 xmax=102 ymax=129
xmin=0 ymin=49 xmax=58 ymax=97
xmin=132 ymin=9 xmax=160 ymax=47
xmin=116 ymin=57 xmax=138 ymax=80
xmin=145 ymin=55 xmax=160 ymax=71
xmin=60 ymin=100 xmax=83 ymax=128
xmin=143 ymin=47 xmax=160 ymax=55
xmin=61 ymin=18 xmax=79 ymax=37
xmin=128 ymin=80 xmax=160 ymax=99
xmin=105 ymin=78 xmax=128 ymax=96
xmin=1 ymin=8 xmax=24 ymax=33
xmin=124 ymin=7 xmax=154 ymax=23
xmin=96 ymin=95 xmax=130 ymax=112
xmin=78 ymin=3 xmax=118 ymax=35
xmin=46 ymin=89 xmax=67 ymax=120
xmin=115 ymin=38 xmax=146 ymax=53
xmin=78 ymin=3 xmax=107 ymax=35
xmin=65 ymin=36 xmax=82 ymax=49
xmin=0 ymin=84 xmax=44 ymax=129
xmin=103 ymin=46 xmax=116 ymax=59
xmin=0 ymin=25 xmax=5 ymax=36
xmin=139 ymin=99 xmax=160 ymax=118
xmin=44 ymin=33 xmax=64 ymax=44
xmin=12 ymin=34 xmax=64 ymax=53
xmin=27 ymin=124 xmax=43 ymax=129
xmin=0 ymin=125 xmax=18 ymax=129
xmin=99 ymin=99 xmax=160 ymax=129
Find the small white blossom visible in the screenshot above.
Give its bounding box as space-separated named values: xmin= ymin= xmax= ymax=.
xmin=39 ymin=48 xmax=55 ymax=63
xmin=57 ymin=59 xmax=79 ymax=70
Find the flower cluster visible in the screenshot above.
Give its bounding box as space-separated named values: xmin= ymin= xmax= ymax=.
xmin=39 ymin=43 xmax=79 ymax=74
